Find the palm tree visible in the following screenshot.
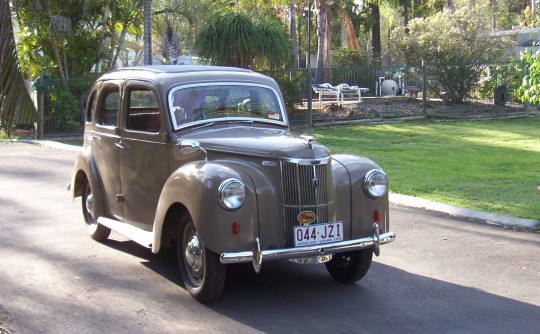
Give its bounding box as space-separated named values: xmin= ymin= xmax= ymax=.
xmin=195 ymin=11 xmax=290 ymax=69
xmin=153 ymin=0 xmax=193 ymax=64
xmin=1 ymin=0 xmax=39 ymax=134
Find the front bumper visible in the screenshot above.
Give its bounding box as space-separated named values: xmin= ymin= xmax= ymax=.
xmin=220 ymin=223 xmax=395 ymax=273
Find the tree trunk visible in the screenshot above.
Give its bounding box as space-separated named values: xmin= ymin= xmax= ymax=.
xmin=370 ymin=3 xmax=381 ymax=65
xmin=340 ymin=6 xmax=361 ymax=53
xmin=491 ymin=0 xmax=497 ymax=30
xmin=111 ymin=27 xmax=128 ymax=69
xmin=315 ymin=0 xmax=326 ymax=83
xmin=290 ymin=0 xmax=298 ymax=69
xmin=106 ymin=0 xmax=117 ymax=70
xmin=94 ymin=0 xmax=110 ymax=73
xmin=323 ymin=3 xmax=333 ymax=83
xmin=44 ymin=0 xmax=68 ymax=88
xmin=403 ymin=0 xmax=409 ymax=32
xmin=143 ymin=0 xmax=153 ymax=65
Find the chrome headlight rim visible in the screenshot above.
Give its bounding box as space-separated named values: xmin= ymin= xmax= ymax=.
xmin=217 ymin=178 xmax=246 ymax=211
xmin=363 ymin=169 xmax=388 ymax=199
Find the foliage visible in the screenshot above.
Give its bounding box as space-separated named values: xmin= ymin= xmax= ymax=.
xmin=389 ymin=8 xmax=511 ymax=104
xmin=519 ymin=50 xmax=540 ymax=105
xmin=195 ymin=11 xmax=291 ymax=69
xmin=1 ymin=0 xmax=39 ymax=134
xmin=50 ymin=91 xmax=79 ymax=131
xmin=330 ymin=47 xmax=366 ymax=67
xmin=478 ymin=62 xmax=524 ymax=103
xmin=13 ymin=0 xmax=103 ymax=80
xmin=270 ymin=71 xmax=304 ymax=112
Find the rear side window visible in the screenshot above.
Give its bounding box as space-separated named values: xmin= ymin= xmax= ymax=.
xmin=98 ymin=87 xmax=120 ymax=127
xmin=126 ymin=88 xmax=161 ymax=133
xmin=85 ymin=91 xmax=97 ymax=123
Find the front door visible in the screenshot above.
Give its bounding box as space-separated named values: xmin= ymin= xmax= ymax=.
xmin=119 ymin=81 xmax=169 ymax=230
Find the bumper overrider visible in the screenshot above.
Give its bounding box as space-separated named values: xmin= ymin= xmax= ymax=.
xmin=220 ymin=223 xmax=396 ymax=273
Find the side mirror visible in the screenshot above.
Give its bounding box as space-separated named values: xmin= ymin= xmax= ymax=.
xmin=179 ymin=140 xmax=208 ymax=161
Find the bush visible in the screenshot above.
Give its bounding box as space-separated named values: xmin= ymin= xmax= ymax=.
xmin=519 ymin=50 xmax=540 ymax=105
xmin=390 ymin=8 xmax=512 ymax=104
xmin=478 ymin=62 xmax=523 ymax=103
xmin=51 ymin=92 xmax=79 ymax=131
xmin=330 ymin=48 xmax=366 ymax=68
xmin=271 ymin=71 xmax=304 ymax=113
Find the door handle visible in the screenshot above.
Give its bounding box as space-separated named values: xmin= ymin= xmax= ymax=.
xmin=115 ymin=141 xmax=125 ymax=149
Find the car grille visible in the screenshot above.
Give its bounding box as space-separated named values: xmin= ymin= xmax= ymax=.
xmin=280 ymin=158 xmax=335 ymax=247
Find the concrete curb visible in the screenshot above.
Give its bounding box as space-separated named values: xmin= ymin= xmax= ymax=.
xmin=7 ymin=139 xmax=83 ymax=152
xmin=390 ymin=193 xmax=540 ymax=230
xmin=6 ymin=139 xmax=538 ymax=230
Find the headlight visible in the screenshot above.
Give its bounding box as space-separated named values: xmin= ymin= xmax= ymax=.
xmin=364 ymin=169 xmax=388 ymax=198
xmin=218 ymin=179 xmax=246 ymax=210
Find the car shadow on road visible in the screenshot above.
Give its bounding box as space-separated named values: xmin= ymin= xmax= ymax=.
xmin=102 ymin=238 xmax=540 ymax=333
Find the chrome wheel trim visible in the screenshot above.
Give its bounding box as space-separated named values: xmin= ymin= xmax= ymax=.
xmin=85 ymin=193 xmax=94 ymax=218
xmin=83 ymin=183 xmax=98 ymax=232
xmin=182 ymin=222 xmax=205 ymax=288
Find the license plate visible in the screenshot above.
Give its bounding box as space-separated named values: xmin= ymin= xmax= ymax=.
xmin=294 ymin=222 xmax=344 ymax=247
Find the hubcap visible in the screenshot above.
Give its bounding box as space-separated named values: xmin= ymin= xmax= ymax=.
xmin=185 ymin=234 xmax=203 ymax=273
xmin=85 ymin=193 xmax=94 ymax=218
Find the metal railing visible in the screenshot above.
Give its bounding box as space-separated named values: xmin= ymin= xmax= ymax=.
xmin=27 ymin=60 xmax=529 ymax=136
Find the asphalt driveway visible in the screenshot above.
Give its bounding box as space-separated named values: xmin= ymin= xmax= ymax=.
xmin=0 ymin=141 xmax=539 ymax=333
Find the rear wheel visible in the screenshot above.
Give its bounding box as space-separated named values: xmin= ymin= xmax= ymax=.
xmin=81 ymin=180 xmax=111 ymax=241
xmin=325 ymin=249 xmax=373 ymax=283
xmin=177 ymin=213 xmax=226 ymax=303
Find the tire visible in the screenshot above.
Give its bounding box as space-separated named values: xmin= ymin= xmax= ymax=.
xmin=82 ymin=180 xmax=111 ymax=241
xmin=177 ymin=213 xmax=226 ymax=303
xmin=325 ymin=249 xmax=373 ymax=283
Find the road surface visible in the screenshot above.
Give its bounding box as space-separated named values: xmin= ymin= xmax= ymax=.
xmin=0 ymin=142 xmax=538 ymax=333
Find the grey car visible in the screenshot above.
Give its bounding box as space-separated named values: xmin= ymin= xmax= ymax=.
xmin=70 ymin=65 xmax=395 ymax=303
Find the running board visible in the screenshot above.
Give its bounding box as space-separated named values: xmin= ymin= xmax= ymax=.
xmin=97 ymin=217 xmax=153 ymax=248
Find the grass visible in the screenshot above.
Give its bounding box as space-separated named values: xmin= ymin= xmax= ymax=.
xmin=310 ymin=115 xmax=540 ymax=221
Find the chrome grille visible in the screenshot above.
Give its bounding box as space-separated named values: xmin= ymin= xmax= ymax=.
xmin=280 ymin=158 xmax=335 ymax=247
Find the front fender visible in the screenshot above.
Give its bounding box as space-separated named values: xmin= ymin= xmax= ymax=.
xmin=153 ymin=160 xmax=257 ymax=254
xmin=332 ymin=154 xmax=390 ymax=235
xmin=70 ymin=148 xmax=106 ymax=219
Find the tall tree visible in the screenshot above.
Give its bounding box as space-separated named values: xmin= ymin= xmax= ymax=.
xmin=1 ymin=0 xmax=39 ymax=133
xmin=314 ymin=0 xmax=328 ymax=83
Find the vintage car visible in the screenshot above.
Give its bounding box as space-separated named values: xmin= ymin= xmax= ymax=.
xmin=70 ymin=65 xmax=395 ymax=303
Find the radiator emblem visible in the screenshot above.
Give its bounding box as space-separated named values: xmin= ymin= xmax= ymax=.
xmin=298 ymin=211 xmax=316 ymax=224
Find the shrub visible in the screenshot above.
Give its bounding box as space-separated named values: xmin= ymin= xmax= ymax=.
xmin=389 ymin=8 xmax=512 ymax=104
xmin=51 ymin=92 xmax=79 ymax=131
xmin=330 ymin=48 xmax=366 ymax=68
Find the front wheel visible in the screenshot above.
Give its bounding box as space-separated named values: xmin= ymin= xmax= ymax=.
xmin=81 ymin=181 xmax=111 ymax=241
xmin=325 ymin=249 xmax=373 ymax=283
xmin=177 ymin=214 xmax=226 ymax=303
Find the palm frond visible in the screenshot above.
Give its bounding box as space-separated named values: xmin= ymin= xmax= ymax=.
xmin=0 ymin=0 xmax=39 ymax=134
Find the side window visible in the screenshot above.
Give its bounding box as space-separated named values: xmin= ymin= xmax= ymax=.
xmin=126 ymin=88 xmax=161 ymax=133
xmin=97 ymin=87 xmax=120 ymax=127
xmin=85 ymin=91 xmax=97 ymax=123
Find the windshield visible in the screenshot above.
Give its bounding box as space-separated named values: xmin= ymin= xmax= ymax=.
xmin=168 ymin=83 xmax=286 ymax=130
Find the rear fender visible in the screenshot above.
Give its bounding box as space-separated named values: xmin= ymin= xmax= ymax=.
xmin=70 ymin=148 xmax=106 ymax=219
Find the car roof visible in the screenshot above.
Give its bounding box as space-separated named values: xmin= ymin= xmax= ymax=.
xmin=96 ymin=65 xmax=278 ymax=91
xmin=98 ymin=65 xmax=252 ymax=81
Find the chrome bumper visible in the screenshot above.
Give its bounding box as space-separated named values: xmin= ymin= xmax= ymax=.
xmin=220 ymin=223 xmax=395 ymax=273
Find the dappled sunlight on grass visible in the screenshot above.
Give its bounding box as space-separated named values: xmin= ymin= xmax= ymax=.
xmin=311 ymin=116 xmax=540 ymax=220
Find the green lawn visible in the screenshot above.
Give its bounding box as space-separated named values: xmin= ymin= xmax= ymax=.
xmin=310 ymin=115 xmax=540 ymax=221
